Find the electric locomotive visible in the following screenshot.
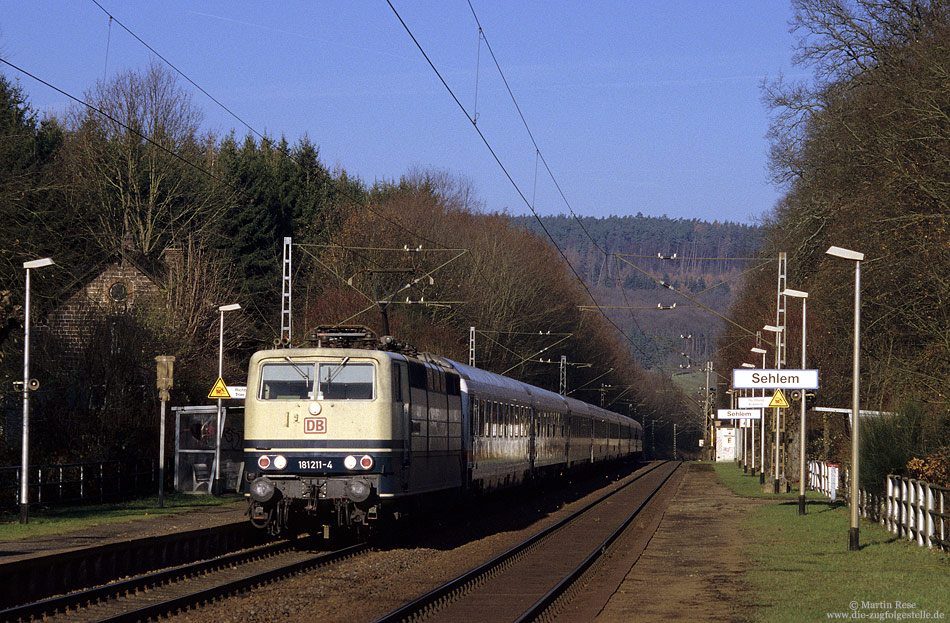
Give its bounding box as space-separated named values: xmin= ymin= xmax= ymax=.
xmin=244 ymin=327 xmax=642 ymax=537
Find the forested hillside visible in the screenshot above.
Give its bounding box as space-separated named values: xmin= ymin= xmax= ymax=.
xmin=518 ymin=215 xmax=762 ymax=372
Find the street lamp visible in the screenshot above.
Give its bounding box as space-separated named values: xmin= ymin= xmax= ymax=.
xmin=740 ymin=363 xmax=755 ymax=473
xmin=726 ymin=387 xmax=742 ymax=465
xmin=751 ymin=346 xmax=767 ymax=483
xmin=783 ymin=288 xmax=809 ymax=515
xmin=762 ymin=324 xmax=784 ymax=493
xmin=826 ymin=245 xmax=864 ymax=551
xmin=214 ymin=303 xmax=242 ymax=495
xmin=20 ymin=257 xmax=54 ymax=524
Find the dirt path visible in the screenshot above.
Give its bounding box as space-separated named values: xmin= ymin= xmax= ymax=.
xmin=593 ymin=463 xmax=762 ymax=623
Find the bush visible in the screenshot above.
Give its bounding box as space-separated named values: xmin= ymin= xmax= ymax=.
xmin=861 ymin=400 xmax=950 ymax=494
xmin=907 ymin=451 xmax=950 ymax=488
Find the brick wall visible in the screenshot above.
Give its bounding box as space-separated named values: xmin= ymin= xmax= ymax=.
xmin=49 ymin=258 xmax=162 ymax=362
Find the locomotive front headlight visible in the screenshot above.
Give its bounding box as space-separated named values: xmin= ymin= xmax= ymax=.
xmin=344 ymin=478 xmax=371 ymax=503
xmin=273 ymin=455 xmax=288 ymax=470
xmin=344 ymin=455 xmax=358 ymax=470
xmin=250 ymin=477 xmax=276 ymax=503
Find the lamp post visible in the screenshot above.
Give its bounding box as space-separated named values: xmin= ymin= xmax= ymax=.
xmin=826 ymin=245 xmax=864 ymax=551
xmin=725 ymin=388 xmax=736 ymax=466
xmin=741 ymin=363 xmax=756 ymax=473
xmin=214 ymin=303 xmax=241 ymax=495
xmin=751 ymin=346 xmax=767 ymax=483
xmin=783 ymin=288 xmax=809 ymax=515
xmin=763 ymin=324 xmax=784 ymax=493
xmin=20 ymin=257 xmax=54 ymax=524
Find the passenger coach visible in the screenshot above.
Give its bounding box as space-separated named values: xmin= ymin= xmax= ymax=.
xmin=243 ymin=329 xmax=642 ymax=537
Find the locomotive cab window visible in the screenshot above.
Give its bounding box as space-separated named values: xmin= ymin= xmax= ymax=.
xmin=259 ymin=363 xmax=315 ymax=400
xmin=318 ymin=362 xmax=375 ymax=400
xmin=258 ymin=360 xmax=375 ymax=400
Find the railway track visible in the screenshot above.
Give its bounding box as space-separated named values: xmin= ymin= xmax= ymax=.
xmin=372 ymin=460 xmax=681 ymax=623
xmin=1 ymin=538 xmax=369 ymax=622
xmin=2 ymin=460 xmax=666 ymax=622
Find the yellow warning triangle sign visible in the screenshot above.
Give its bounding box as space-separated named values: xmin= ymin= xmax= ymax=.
xmin=208 ymin=377 xmax=231 ymax=399
xmin=769 ymin=388 xmax=790 ymax=409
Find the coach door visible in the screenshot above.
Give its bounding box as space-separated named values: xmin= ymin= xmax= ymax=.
xmin=528 ymin=407 xmax=536 ymax=473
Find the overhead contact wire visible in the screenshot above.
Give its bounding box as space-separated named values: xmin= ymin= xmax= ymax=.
xmin=387 ymin=1 xmax=636 ymax=351
xmin=89 ymin=0 xmax=450 ymax=252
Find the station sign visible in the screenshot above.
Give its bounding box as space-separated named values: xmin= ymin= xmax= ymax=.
xmin=732 ymin=369 xmax=818 ymax=389
xmin=717 ymin=408 xmax=761 ymax=420
xmin=737 ymin=396 xmax=771 ymax=409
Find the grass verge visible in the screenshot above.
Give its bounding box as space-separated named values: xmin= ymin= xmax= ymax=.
xmin=714 ymin=462 xmax=950 ymax=622
xmin=0 ymin=494 xmax=244 ymax=542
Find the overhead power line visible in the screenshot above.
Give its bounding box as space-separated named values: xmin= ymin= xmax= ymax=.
xmin=386 ymin=1 xmax=638 ymax=356
xmin=90 ymin=0 xmax=264 ymax=141
xmin=459 ymin=3 xmax=755 ymax=372
xmin=0 ymin=56 xmax=232 ymax=189
xmin=464 ymin=0 xmax=606 ymax=257
xmin=87 ymin=0 xmax=451 ymax=252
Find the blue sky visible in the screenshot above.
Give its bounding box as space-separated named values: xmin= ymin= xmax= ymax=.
xmin=0 ymin=2 xmax=803 ymax=224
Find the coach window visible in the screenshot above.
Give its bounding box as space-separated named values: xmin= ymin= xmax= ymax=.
xmin=259 ymin=363 xmax=315 ymax=400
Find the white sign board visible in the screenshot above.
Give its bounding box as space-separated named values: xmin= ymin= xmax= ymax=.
xmin=226 ymin=385 xmax=247 ymax=399
xmin=828 ymin=463 xmax=839 ymax=502
xmin=716 ymin=427 xmax=736 ymax=462
xmin=717 ymin=408 xmax=761 ymax=420
xmin=732 ymin=369 xmax=818 ymax=389
xmin=737 ymin=396 xmax=771 ymax=409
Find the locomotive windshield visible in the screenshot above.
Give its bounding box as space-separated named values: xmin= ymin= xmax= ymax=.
xmin=258 ymin=360 xmax=375 ymax=400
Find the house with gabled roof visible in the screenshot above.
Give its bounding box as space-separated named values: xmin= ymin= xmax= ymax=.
xmin=48 ymin=241 xmax=179 ymax=363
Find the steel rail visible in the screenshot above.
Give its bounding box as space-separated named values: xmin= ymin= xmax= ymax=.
xmin=371 ymin=460 xmax=670 ymax=623
xmin=514 ymin=461 xmax=681 ymax=622
xmin=0 ymin=538 xmax=301 ymax=622
xmin=95 ymin=541 xmax=369 ymax=623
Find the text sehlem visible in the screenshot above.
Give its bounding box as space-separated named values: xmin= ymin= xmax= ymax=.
xmin=750 ymin=372 xmax=800 ymax=384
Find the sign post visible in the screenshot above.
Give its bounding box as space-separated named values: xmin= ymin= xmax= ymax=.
xmin=155 ymin=356 xmax=175 ymax=508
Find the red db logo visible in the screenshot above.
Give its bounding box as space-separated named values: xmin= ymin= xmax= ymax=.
xmin=304 ymin=417 xmax=327 ymax=434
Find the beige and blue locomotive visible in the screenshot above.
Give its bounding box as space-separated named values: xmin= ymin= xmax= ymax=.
xmin=244 ymin=336 xmax=642 ymax=536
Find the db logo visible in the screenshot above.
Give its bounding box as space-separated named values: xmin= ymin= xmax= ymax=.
xmin=304 ymin=417 xmax=327 ymax=434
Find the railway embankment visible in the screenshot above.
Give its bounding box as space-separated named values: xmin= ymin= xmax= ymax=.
xmin=713 ymin=462 xmax=950 ymax=622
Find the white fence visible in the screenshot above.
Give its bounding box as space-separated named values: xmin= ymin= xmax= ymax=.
xmin=884 ymin=475 xmax=949 ymax=550
xmin=807 ymin=461 xmax=949 ymax=552
xmin=808 ymin=460 xmax=840 ymax=500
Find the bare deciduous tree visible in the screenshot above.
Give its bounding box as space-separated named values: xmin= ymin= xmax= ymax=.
xmin=63 ymin=61 xmax=231 ymax=256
